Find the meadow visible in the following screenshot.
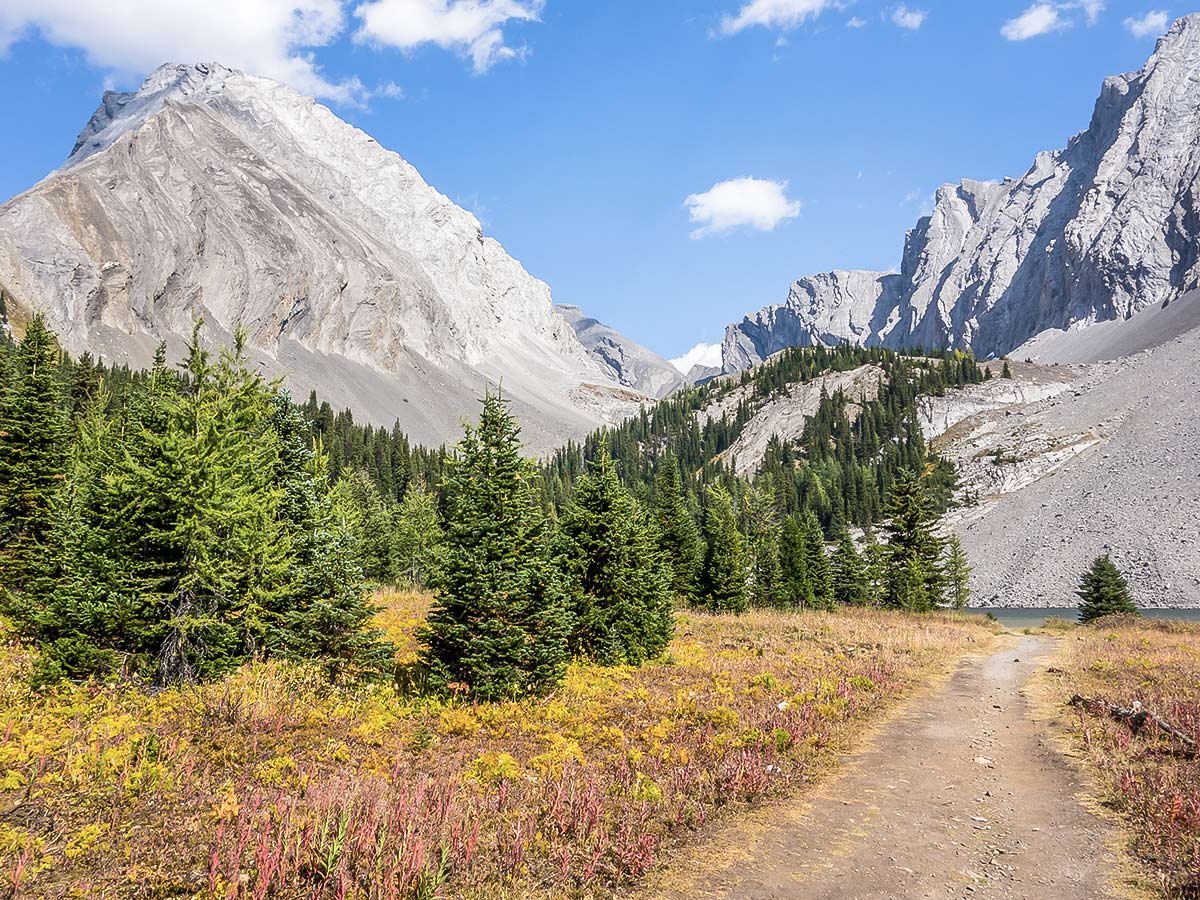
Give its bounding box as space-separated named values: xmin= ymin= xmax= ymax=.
xmin=1052 ymin=618 xmax=1200 ymax=898
xmin=0 ymin=592 xmax=992 ymax=899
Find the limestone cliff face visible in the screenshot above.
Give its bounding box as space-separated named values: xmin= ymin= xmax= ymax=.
xmin=556 ymin=304 xmax=685 ymax=398
xmin=0 ymin=63 xmax=644 ymax=451
xmin=723 ymin=14 xmax=1200 ymax=368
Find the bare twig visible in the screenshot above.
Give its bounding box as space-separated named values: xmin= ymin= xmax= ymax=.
xmin=1068 ymin=694 xmax=1198 ymax=759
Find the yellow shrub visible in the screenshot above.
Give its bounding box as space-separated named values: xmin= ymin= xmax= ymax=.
xmin=465 ymin=751 xmax=522 ymax=785
xmin=528 ymin=734 xmax=585 ymax=777
xmin=438 ymin=707 xmax=482 ymax=736
xmin=64 ymin=822 xmax=110 ymax=859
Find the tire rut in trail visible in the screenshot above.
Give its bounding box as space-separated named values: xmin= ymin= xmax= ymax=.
xmin=644 ymin=635 xmax=1126 ymax=900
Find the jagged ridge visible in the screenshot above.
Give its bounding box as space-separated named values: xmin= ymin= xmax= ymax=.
xmin=723 ymin=14 xmax=1200 ymax=369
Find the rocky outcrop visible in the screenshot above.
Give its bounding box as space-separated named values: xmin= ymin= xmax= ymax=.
xmin=925 ymin=340 xmax=1200 ymax=608
xmin=556 ymin=304 xmax=684 ymax=398
xmin=0 ymin=63 xmax=646 ymax=452
xmin=724 ymin=14 xmax=1200 ymax=369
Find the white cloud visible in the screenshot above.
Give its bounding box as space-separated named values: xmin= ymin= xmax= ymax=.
xmin=1124 ymin=10 xmax=1169 ymax=38
xmin=847 ymin=16 xmax=868 ymax=27
xmin=719 ymin=0 xmax=840 ymax=35
xmin=0 ymin=0 xmax=367 ymax=103
xmin=1001 ymin=3 xmax=1068 ymax=40
xmin=1080 ymin=1 xmax=1105 ymax=25
xmin=891 ymin=5 xmax=927 ymax=29
xmin=353 ymin=0 xmax=543 ymax=73
xmin=670 ymin=342 xmax=723 ymax=375
xmin=684 ymin=177 xmax=802 ymax=239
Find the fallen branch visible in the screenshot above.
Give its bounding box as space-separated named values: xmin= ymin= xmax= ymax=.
xmin=1068 ymin=694 xmax=1198 ymax=759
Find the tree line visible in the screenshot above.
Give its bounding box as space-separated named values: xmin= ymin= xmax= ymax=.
xmin=1 ymin=318 xmax=976 ymax=698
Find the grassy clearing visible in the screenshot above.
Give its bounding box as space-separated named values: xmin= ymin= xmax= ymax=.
xmin=1049 ymin=617 xmax=1200 ymax=898
xmin=1 ymin=592 xmax=992 ymax=899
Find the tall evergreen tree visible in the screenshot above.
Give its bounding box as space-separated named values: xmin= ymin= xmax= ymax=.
xmin=329 ymin=470 xmax=394 ymax=582
xmin=744 ymin=484 xmax=783 ymax=608
xmin=392 ymin=481 xmax=444 ymax=590
xmin=652 ymin=452 xmax=703 ymax=602
xmin=1077 ymin=554 xmax=1139 ymax=623
xmin=557 ymin=441 xmax=673 ymax=665
xmin=861 ymin=530 xmax=887 ymax=607
xmin=420 ymin=391 xmax=571 ymax=698
xmin=832 ymin=532 xmax=870 ymax=606
xmin=0 ymin=315 xmax=70 ymax=601
xmin=700 ymin=483 xmax=748 ymax=614
xmin=882 ymin=469 xmax=944 ymax=612
xmin=943 ymin=535 xmax=972 ymax=610
xmin=270 ymin=394 xmax=392 ymax=680
xmin=779 ymin=516 xmax=811 ymax=609
xmin=802 ymin=511 xmax=835 ymax=610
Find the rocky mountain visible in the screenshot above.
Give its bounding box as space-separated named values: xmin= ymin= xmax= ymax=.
xmin=555 ymin=304 xmax=684 ymax=398
xmin=0 ymin=63 xmax=648 ymax=453
xmin=920 ymin=316 xmax=1200 ymax=608
xmin=723 ymin=14 xmax=1200 ymax=371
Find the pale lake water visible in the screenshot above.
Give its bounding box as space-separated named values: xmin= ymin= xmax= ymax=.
xmin=970 ymin=607 xmax=1200 ymax=629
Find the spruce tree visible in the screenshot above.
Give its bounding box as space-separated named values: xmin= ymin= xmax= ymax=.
xmin=393 ymin=481 xmax=444 ymax=590
xmin=329 ymin=470 xmax=394 ymax=582
xmin=779 ymin=516 xmax=811 ymax=608
xmin=270 ymin=395 xmax=392 ymax=680
xmin=861 ymin=530 xmax=887 ymax=607
xmin=1001 ymin=360 xmax=1013 ymax=379
xmin=832 ymin=532 xmax=870 ymax=606
xmin=1077 ymin=554 xmax=1139 ymax=623
xmin=882 ymin=469 xmax=944 ymax=612
xmin=700 ymin=484 xmax=748 ymax=614
xmin=802 ymin=511 xmax=835 ymax=610
xmin=944 ymin=535 xmax=972 ymax=610
xmin=420 ymin=391 xmax=571 ymax=698
xmin=0 ymin=315 xmax=70 ymax=601
xmin=744 ymin=484 xmax=782 ymax=608
xmin=652 ymin=452 xmax=703 ymax=602
xmin=557 ymin=441 xmax=673 ymax=665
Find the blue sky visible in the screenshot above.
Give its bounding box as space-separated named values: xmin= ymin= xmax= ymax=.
xmin=0 ymin=1 xmax=1179 ymax=358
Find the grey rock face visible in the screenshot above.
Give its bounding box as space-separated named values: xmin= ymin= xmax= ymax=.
xmin=0 ymin=63 xmax=646 ymax=453
xmin=555 ymin=304 xmax=685 ymax=398
xmin=724 ymin=14 xmax=1200 ymax=368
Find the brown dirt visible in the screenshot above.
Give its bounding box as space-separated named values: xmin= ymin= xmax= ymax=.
xmin=644 ymin=634 xmax=1134 ymax=900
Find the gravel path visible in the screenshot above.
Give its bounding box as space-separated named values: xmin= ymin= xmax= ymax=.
xmin=647 ymin=636 xmax=1125 ymax=900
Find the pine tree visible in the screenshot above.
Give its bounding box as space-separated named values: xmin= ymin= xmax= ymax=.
xmin=882 ymin=469 xmax=944 ymax=612
xmin=270 ymin=394 xmax=392 ymax=680
xmin=779 ymin=516 xmax=811 ymax=608
xmin=393 ymin=481 xmax=443 ymax=590
xmin=832 ymin=532 xmax=870 ymax=606
xmin=420 ymin=391 xmax=571 ymax=699
xmin=861 ymin=529 xmax=887 ymax=607
xmin=802 ymin=511 xmax=835 ymax=610
xmin=1001 ymin=360 xmax=1013 ymax=379
xmin=943 ymin=535 xmax=972 ymax=610
xmin=700 ymin=483 xmax=748 ymax=614
xmin=744 ymin=484 xmax=782 ymax=608
xmin=0 ymin=315 xmax=70 ymax=601
xmin=652 ymin=452 xmax=703 ymax=602
xmin=557 ymin=441 xmax=673 ymax=665
xmin=329 ymin=470 xmax=394 ymax=582
xmin=1077 ymin=554 xmax=1139 ymax=624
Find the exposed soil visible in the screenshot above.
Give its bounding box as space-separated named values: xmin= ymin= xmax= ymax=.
xmin=645 ymin=635 xmax=1132 ymax=900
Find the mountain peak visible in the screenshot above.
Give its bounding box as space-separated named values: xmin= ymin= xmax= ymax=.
xmin=67 ymin=62 xmax=250 ymax=167
xmin=722 ymin=14 xmax=1200 ymax=368
xmin=4 ymin=60 xmax=651 ymax=452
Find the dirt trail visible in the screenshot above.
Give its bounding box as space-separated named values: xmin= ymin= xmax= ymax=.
xmin=648 ymin=635 xmax=1126 ymax=900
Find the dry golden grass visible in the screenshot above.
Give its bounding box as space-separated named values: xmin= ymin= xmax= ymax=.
xmin=1049 ymin=618 xmax=1200 ymax=898
xmin=0 ymin=595 xmax=992 ymax=899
